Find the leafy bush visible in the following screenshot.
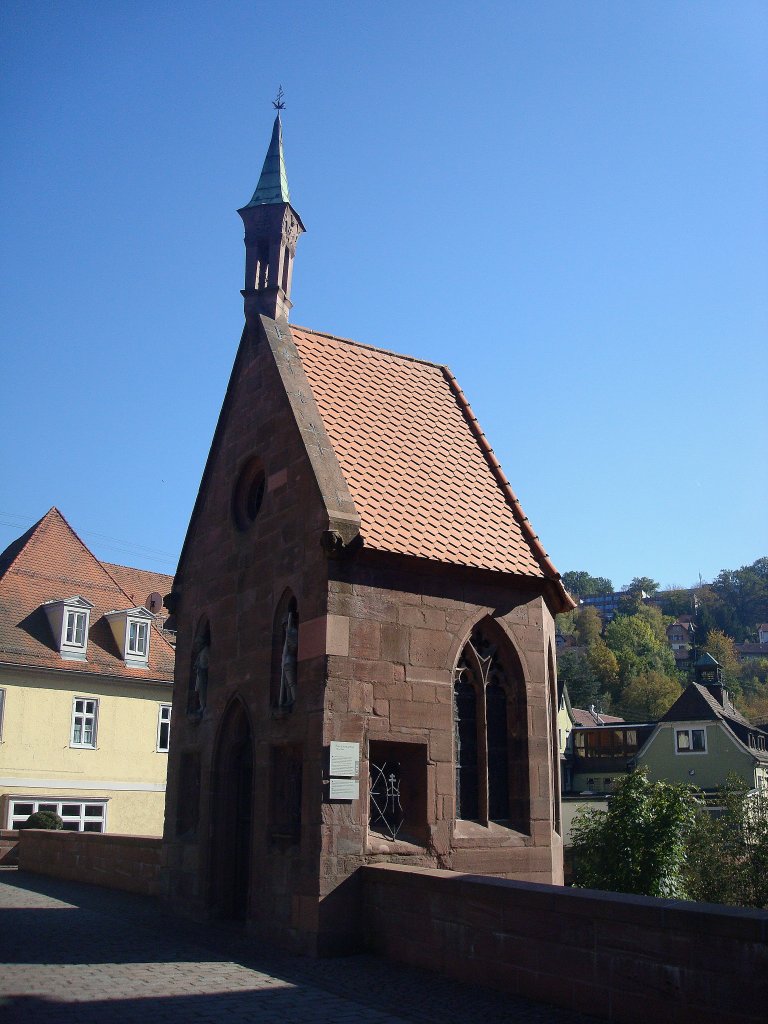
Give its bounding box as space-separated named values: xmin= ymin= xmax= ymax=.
xmin=684 ymin=778 xmax=768 ymax=909
xmin=20 ymin=810 xmax=63 ymax=830
xmin=571 ymin=768 xmax=697 ymax=898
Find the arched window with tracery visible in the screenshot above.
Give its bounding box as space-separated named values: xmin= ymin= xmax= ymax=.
xmin=453 ymin=621 xmax=529 ymax=832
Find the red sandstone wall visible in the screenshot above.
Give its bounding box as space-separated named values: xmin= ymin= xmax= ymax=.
xmin=0 ymin=829 xmax=18 ymax=865
xmin=362 ymin=863 xmax=767 ymax=1024
xmin=18 ymin=830 xmax=161 ymax=896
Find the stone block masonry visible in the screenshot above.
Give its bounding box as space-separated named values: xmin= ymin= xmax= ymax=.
xmin=0 ymin=829 xmax=18 ymax=865
xmin=362 ymin=863 xmax=768 ymax=1024
xmin=18 ymin=829 xmax=161 ymax=896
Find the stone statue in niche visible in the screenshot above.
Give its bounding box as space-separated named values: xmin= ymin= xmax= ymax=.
xmin=278 ymin=609 xmax=298 ymax=708
xmin=191 ymin=635 xmax=210 ymax=715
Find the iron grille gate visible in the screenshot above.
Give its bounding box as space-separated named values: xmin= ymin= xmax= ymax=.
xmin=369 ymin=760 xmax=404 ymax=840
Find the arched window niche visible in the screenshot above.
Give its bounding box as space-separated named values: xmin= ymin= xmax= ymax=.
xmin=453 ymin=619 xmax=530 ymax=833
xmin=547 ymin=642 xmax=562 ymax=836
xmin=187 ymin=617 xmax=211 ymax=719
xmin=271 ymin=590 xmax=299 ymax=711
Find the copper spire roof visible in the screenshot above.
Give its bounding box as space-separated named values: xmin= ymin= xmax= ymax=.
xmin=291 ymin=326 xmax=568 ymax=592
xmin=244 ymin=114 xmax=291 ymax=207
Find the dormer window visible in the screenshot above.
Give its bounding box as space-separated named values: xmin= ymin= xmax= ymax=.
xmin=128 ymin=619 xmax=149 ymax=658
xmin=66 ymin=609 xmax=87 ymax=647
xmin=43 ymin=596 xmax=94 ymax=660
xmin=105 ymin=607 xmax=154 ymax=666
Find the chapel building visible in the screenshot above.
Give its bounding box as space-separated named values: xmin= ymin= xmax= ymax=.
xmin=161 ymin=108 xmax=574 ymax=954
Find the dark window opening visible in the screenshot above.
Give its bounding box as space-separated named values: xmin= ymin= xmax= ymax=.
xmin=232 ymin=458 xmax=266 ymax=532
xmin=369 ymin=740 xmax=428 ymax=845
xmin=271 ymin=593 xmax=299 ymax=710
xmin=270 ymin=746 xmax=303 ymax=845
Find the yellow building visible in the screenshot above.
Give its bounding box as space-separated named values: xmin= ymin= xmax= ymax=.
xmin=0 ymin=509 xmax=174 ymax=835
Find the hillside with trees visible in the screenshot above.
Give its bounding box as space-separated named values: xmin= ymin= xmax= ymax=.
xmin=558 ymin=558 xmax=768 ymax=721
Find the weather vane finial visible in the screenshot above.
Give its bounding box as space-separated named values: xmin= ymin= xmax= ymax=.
xmin=273 ymin=85 xmax=285 ymax=113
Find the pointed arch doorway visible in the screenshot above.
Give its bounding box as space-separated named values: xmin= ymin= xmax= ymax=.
xmin=209 ymin=699 xmax=254 ymax=921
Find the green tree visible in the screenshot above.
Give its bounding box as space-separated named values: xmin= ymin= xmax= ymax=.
xmin=702 ymin=629 xmax=741 ymax=695
xmin=709 ymin=559 xmax=768 ymax=641
xmin=571 ymin=769 xmax=697 ymax=898
xmin=635 ymin=603 xmax=672 ymax=645
xmin=629 ymin=576 xmax=661 ymax=597
xmin=561 ymin=571 xmax=613 ymax=599
xmin=685 ymin=778 xmax=768 ymax=909
xmin=617 ymin=577 xmax=661 ymax=615
xmin=605 ymin=613 xmax=676 ymax=685
xmin=574 ymin=605 xmax=602 ymax=647
xmin=657 ymin=587 xmax=698 ymax=619
xmin=557 ymin=649 xmax=606 ymax=710
xmin=618 ymin=670 xmax=682 ymax=720
xmin=585 ymin=639 xmax=619 ymax=692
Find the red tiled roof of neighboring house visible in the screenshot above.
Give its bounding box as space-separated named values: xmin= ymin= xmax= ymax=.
xmin=0 ymin=508 xmax=174 ymax=682
xmin=291 ymin=326 xmax=571 ymax=604
xmin=571 ymin=708 xmax=625 ymax=726
xmin=101 ymin=563 xmax=172 ymax=606
xmin=734 ymin=642 xmax=768 ymax=657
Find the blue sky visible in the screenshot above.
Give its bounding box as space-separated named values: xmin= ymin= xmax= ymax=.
xmin=2 ymin=1 xmax=766 ymax=591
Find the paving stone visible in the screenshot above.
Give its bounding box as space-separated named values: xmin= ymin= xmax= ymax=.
xmin=0 ymin=868 xmax=601 ymax=1024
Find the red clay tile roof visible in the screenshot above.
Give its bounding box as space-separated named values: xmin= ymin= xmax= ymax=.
xmin=0 ymin=508 xmax=174 ymax=682
xmin=571 ymin=708 xmax=625 ymax=726
xmin=101 ymin=562 xmax=173 ymax=625
xmin=291 ymin=326 xmax=569 ymax=597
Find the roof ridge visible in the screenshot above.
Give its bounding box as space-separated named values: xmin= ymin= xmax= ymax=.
xmin=101 ymin=559 xmax=174 ymax=581
xmin=290 ymin=325 xmax=446 ymax=370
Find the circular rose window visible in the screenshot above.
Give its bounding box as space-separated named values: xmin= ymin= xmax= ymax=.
xmin=232 ymin=458 xmax=266 ymax=531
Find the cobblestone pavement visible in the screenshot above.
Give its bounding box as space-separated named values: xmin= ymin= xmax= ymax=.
xmin=0 ymin=868 xmax=601 ymax=1024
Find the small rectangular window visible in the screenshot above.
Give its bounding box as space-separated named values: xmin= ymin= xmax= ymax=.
xmin=71 ymin=698 xmax=98 ymax=747
xmin=65 ymin=610 xmax=87 ymax=648
xmin=128 ymin=620 xmax=149 ymax=657
xmin=157 ymin=704 xmax=171 ymax=752
xmin=676 ymin=727 xmax=706 ymax=753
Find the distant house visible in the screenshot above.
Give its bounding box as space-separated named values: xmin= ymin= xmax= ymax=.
xmin=569 ymin=719 xmax=656 ymax=795
xmin=579 ymin=590 xmax=655 ymax=624
xmin=666 ymin=617 xmax=695 ymax=664
xmin=636 ymin=653 xmax=768 ymax=794
xmin=734 ymin=627 xmax=768 ymax=661
xmin=0 ymin=508 xmax=175 ymax=835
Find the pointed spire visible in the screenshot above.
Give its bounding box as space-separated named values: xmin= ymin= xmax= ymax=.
xmin=245 ymin=88 xmax=290 ymax=207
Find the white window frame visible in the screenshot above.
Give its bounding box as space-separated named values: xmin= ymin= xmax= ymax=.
xmin=8 ymin=797 xmax=107 ymax=832
xmin=156 ymin=703 xmax=171 ymax=752
xmin=127 ymin=618 xmax=149 ymax=658
xmin=70 ymin=697 xmax=98 ymax=748
xmin=64 ymin=609 xmax=88 ymax=650
xmin=0 ymin=687 xmax=5 ymax=742
xmin=675 ymin=726 xmax=707 ymax=754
